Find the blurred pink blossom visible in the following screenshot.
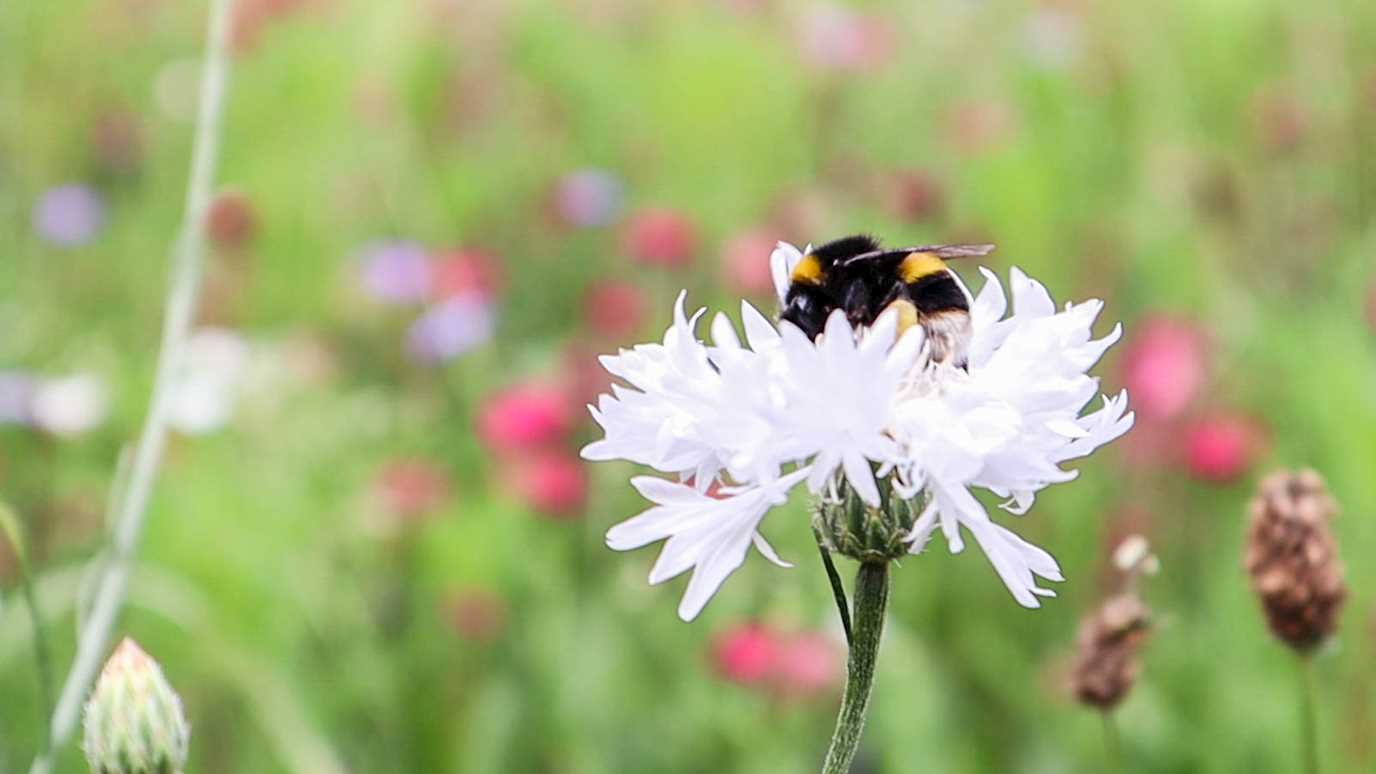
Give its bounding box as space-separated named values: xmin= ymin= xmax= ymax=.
xmin=375 ymin=457 xmax=452 ymax=519
xmin=884 ymin=169 xmax=944 ymax=223
xmin=33 ymin=184 xmax=106 ymax=248
xmin=711 ymin=623 xmax=780 ymax=686
xmin=583 ymin=280 xmax=648 ymax=339
xmin=798 ymin=7 xmax=895 ymax=73
xmin=206 ymin=190 xmax=258 ymax=250
xmin=432 ymin=248 xmax=503 ymax=301
xmin=477 ymin=382 xmax=573 ymax=454
xmin=1120 ymin=316 xmax=1208 ymax=421
xmin=775 ymin=631 xmax=842 ymax=699
xmin=405 ymin=295 xmax=495 ymax=364
xmin=720 ymin=229 xmax=779 ymax=296
xmin=358 ymin=241 xmax=432 ymax=304
xmin=946 ymin=100 xmax=1017 ymax=155
xmin=1182 ymin=414 xmax=1263 ymax=484
xmin=443 ymin=586 xmax=508 ymax=643
xmin=553 ymin=169 xmax=625 ymax=228
xmin=621 ymin=208 xmax=698 ymax=268
xmin=509 ymin=452 xmax=587 ymax=517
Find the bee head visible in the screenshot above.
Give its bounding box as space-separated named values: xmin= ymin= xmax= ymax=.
xmin=789 ymin=235 xmax=881 ymax=287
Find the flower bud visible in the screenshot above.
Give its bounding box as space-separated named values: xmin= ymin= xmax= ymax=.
xmin=812 ymin=479 xmax=922 ymax=563
xmin=1245 ymin=469 xmax=1347 ymax=652
xmin=83 ymin=638 xmax=190 ymax=774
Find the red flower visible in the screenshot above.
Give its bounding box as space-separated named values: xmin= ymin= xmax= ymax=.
xmin=433 ymin=248 xmax=503 ymax=301
xmin=1183 ymin=415 xmax=1263 ymax=484
xmin=375 ymin=457 xmax=451 ymax=519
xmin=774 ymin=632 xmax=842 ymax=699
xmin=443 ymin=586 xmax=508 ymax=643
xmin=582 ymin=280 xmax=648 ymax=339
xmin=1120 ymin=316 xmax=1208 ymax=421
xmin=621 ymin=208 xmax=698 ymax=268
xmin=477 ymin=383 xmax=572 ymax=454
xmin=720 ymin=229 xmax=780 ymax=297
xmin=509 ymin=452 xmax=587 ymax=517
xmin=711 ymin=623 xmax=781 ymax=686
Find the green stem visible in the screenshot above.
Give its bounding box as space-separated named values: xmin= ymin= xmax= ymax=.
xmin=1101 ymin=711 xmax=1120 ymax=771
xmin=821 ymin=562 xmax=888 ymax=774
xmin=816 ymin=540 xmax=852 ymax=646
xmin=1298 ymin=654 xmax=1319 ymax=774
xmin=22 ymin=576 xmax=53 ymax=735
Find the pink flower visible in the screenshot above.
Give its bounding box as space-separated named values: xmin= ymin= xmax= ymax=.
xmin=1183 ymin=414 xmax=1263 ymax=484
xmin=477 ymin=382 xmax=573 ymax=454
xmin=798 ymin=7 xmax=895 ymax=73
xmin=775 ymin=632 xmax=842 ymax=699
xmin=509 ymin=452 xmax=587 ymax=517
xmin=432 ymin=248 xmax=503 ymax=301
xmin=1120 ymin=316 xmax=1208 ymax=421
xmin=884 ymin=169 xmax=944 ymax=223
xmin=711 ymin=623 xmax=780 ymax=686
xmin=621 ymin=208 xmax=698 ymax=268
xmin=582 ymin=280 xmax=648 ymax=339
xmin=33 ymin=184 xmax=106 ymax=248
xmin=375 ymin=457 xmax=451 ymax=519
xmin=720 ymin=229 xmax=780 ymax=296
xmin=205 ymin=189 xmax=258 ymax=250
xmin=443 ymin=586 xmax=508 ymax=643
xmin=357 ymin=241 xmax=432 ymax=304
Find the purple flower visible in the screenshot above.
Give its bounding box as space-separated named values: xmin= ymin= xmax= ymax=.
xmin=554 ymin=169 xmax=624 ymax=228
xmin=357 ymin=241 xmax=432 ymax=304
xmin=33 ymin=184 xmax=106 ymax=248
xmin=406 ymin=294 xmax=495 ymax=364
xmin=0 ymin=372 xmax=38 ymax=425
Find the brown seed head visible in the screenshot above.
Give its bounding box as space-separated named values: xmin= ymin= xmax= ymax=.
xmin=1070 ymin=593 xmax=1152 ymax=710
xmin=1245 ymin=469 xmax=1346 ymax=652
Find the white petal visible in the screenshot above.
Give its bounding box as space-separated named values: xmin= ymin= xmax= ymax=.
xmin=770 ymin=241 xmax=803 ymax=304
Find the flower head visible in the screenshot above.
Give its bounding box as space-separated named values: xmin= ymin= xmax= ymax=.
xmin=584 ymin=241 xmax=1133 ymax=620
xmin=83 ymin=638 xmax=190 ymax=774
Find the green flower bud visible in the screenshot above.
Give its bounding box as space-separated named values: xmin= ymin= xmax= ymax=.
xmin=83 ymin=638 xmax=190 ymax=774
xmin=813 ymin=478 xmax=925 ymax=563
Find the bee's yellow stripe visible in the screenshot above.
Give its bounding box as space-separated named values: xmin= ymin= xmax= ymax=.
xmin=899 ymin=252 xmax=946 ymax=284
xmin=884 ymin=298 xmax=919 ymax=336
xmin=790 ymin=254 xmax=824 ymax=285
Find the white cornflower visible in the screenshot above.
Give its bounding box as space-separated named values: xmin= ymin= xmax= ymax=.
xmin=583 ymin=242 xmax=1133 ymax=620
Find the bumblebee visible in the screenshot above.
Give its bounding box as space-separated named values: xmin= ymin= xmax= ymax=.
xmin=779 ymin=235 xmax=993 ymax=367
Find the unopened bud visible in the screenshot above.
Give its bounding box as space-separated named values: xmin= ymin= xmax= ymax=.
xmin=83 ymin=638 xmax=190 ymax=774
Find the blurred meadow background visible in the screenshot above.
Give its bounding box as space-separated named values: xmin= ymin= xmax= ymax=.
xmin=3 ymin=0 xmax=1376 ymax=771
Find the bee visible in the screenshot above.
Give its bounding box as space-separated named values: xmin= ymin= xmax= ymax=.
xmin=779 ymin=235 xmax=994 ymax=367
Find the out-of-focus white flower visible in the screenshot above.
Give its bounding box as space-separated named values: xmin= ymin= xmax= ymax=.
xmin=31 ymin=373 xmax=110 ymax=437
xmin=168 ymin=327 xmax=250 ymax=435
xmin=584 ymin=246 xmax=1133 ymax=620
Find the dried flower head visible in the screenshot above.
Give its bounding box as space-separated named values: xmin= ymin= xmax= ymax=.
xmin=1069 ymin=592 xmax=1152 ymax=710
xmin=1245 ymin=469 xmax=1347 ymax=652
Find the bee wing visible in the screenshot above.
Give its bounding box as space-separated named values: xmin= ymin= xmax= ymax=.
xmin=906 ymin=244 xmax=996 ymax=259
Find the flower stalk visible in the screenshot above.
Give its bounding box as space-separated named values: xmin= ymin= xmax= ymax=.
xmin=27 ymin=0 xmax=234 ymax=770
xmin=1298 ymin=655 xmax=1319 ymax=774
xmin=821 ymin=561 xmax=888 ymax=774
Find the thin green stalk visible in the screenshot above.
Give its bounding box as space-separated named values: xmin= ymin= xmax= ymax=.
xmin=0 ymin=503 xmax=54 ymax=742
xmin=1101 ymin=711 xmax=1120 ymax=771
xmin=26 ymin=0 xmax=235 ymax=770
xmin=821 ymin=562 xmax=888 ymax=774
xmin=1298 ymin=654 xmax=1319 ymax=774
xmin=816 ymin=540 xmax=852 ymax=646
